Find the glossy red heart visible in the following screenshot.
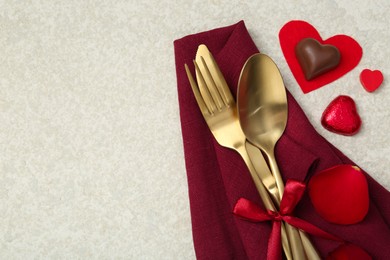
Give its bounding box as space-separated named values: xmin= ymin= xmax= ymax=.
xmin=279 ymin=20 xmax=363 ymax=93
xmin=308 ymin=165 xmax=369 ymax=225
xmin=326 ymin=244 xmax=372 ymax=260
xmin=360 ymin=69 xmax=383 ymax=92
xmin=321 ymin=95 xmax=361 ymax=136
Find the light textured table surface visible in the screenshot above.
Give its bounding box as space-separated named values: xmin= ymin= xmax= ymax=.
xmin=0 ymin=1 xmax=389 ymax=258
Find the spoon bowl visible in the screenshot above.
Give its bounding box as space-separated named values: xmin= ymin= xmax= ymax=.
xmin=237 ymin=54 xmax=288 ymax=159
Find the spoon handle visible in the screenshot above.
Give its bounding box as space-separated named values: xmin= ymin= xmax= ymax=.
xmin=301 ymin=232 xmax=321 ymax=260
xmin=246 ymin=141 xmax=280 ymax=204
xmin=268 ymin=150 xmax=320 ymax=260
xmin=268 ymin=151 xmax=286 ymax=197
xmin=266 ymin=152 xmax=304 ymax=259
xmin=237 ymin=145 xmax=293 ymax=260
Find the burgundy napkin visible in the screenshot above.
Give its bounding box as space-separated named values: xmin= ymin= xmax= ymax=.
xmin=174 ymin=21 xmax=390 ymax=259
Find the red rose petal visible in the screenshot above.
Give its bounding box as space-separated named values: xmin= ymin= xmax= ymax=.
xmin=308 ymin=165 xmax=369 ymax=225
xmin=279 ymin=20 xmax=362 ymax=93
xmin=326 ymin=244 xmax=372 ymax=260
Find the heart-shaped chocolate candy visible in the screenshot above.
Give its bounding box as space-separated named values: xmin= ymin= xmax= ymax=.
xmin=295 ymin=38 xmax=341 ymax=80
xmin=321 ymin=95 xmax=361 ymax=136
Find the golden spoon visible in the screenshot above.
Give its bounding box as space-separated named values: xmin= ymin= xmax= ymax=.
xmin=237 ymin=53 xmax=287 ymax=198
xmin=237 ymin=53 xmax=320 ymax=260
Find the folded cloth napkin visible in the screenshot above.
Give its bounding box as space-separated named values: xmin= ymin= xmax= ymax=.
xmin=174 ymin=21 xmax=390 ymax=259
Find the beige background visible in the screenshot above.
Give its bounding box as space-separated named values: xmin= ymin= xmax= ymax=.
xmin=0 ymin=0 xmax=389 ymax=258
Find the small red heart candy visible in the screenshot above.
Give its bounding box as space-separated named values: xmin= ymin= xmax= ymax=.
xmin=360 ymin=69 xmax=383 ymax=92
xmin=326 ymin=244 xmax=372 ymax=260
xmin=321 ymin=95 xmax=361 ymax=136
xmin=308 ymin=164 xmax=369 ymax=225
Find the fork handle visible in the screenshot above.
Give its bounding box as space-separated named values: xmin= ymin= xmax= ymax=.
xmin=267 ymin=148 xmax=320 ymax=260
xmin=237 ymin=145 xmax=293 ymax=260
xmin=245 ymin=143 xmax=320 ymax=260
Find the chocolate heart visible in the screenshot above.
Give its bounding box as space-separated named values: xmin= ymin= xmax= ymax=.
xmin=360 ymin=69 xmax=384 ymax=92
xmin=321 ymin=95 xmax=361 ymax=136
xmin=295 ymin=38 xmax=341 ymax=80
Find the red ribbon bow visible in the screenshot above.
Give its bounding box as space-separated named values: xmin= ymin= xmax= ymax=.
xmin=233 ymin=179 xmax=341 ymax=260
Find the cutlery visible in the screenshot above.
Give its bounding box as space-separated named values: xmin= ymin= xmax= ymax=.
xmin=184 ymin=44 xmax=292 ymax=260
xmin=245 ymin=141 xmax=280 ymax=204
xmin=237 ymin=53 xmax=320 ymax=260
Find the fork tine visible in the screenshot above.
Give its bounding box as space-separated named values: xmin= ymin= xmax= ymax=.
xmin=197 ymin=56 xmax=224 ymax=110
xmin=196 ymin=44 xmax=234 ymax=107
xmin=207 ymin=52 xmax=235 ymax=106
xmin=193 ymin=60 xmax=217 ymax=113
xmin=184 ymin=64 xmax=211 ymax=116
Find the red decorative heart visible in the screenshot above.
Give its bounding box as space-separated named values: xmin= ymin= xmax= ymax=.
xmin=308 ymin=165 xmax=369 ymax=225
xmin=360 ymin=69 xmax=384 ymax=92
xmin=326 ymin=244 xmax=372 ymax=260
xmin=279 ymin=20 xmax=363 ymax=93
xmin=321 ymin=95 xmax=361 ymax=136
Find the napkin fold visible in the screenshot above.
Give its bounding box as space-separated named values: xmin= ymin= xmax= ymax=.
xmin=174 ymin=21 xmax=390 ymax=259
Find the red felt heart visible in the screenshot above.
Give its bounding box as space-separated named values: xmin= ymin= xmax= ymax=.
xmin=308 ymin=165 xmax=369 ymax=225
xmin=360 ymin=69 xmax=384 ymax=92
xmin=326 ymin=244 xmax=372 ymax=260
xmin=321 ymin=95 xmax=361 ymax=136
xmin=279 ymin=20 xmax=363 ymax=93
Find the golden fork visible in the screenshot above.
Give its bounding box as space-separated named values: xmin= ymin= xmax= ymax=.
xmin=184 ymin=45 xmax=292 ymax=260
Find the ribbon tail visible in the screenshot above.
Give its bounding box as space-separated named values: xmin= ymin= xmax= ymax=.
xmin=283 ymin=216 xmax=342 ymax=242
xmin=267 ymin=221 xmax=282 ymax=260
xmin=280 ymin=180 xmax=306 ymax=215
